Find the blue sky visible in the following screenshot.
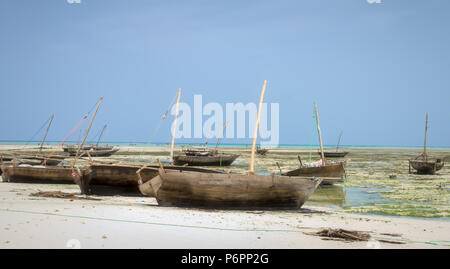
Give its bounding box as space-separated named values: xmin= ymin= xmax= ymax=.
xmin=0 ymin=0 xmax=449 ymax=146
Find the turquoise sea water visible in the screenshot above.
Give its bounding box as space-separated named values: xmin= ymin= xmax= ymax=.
xmin=1 ymin=140 xmax=449 ymax=150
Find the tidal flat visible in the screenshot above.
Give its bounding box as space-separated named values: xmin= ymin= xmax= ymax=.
xmin=1 ymin=145 xmax=449 ymax=248
xmin=93 ymin=145 xmax=450 ymax=219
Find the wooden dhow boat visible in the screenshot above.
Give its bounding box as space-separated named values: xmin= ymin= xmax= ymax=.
xmin=1 ymin=163 xmax=90 ymax=191
xmin=64 ymin=145 xmax=119 ymax=157
xmin=409 ymin=113 xmax=444 ymax=175
xmin=143 ymin=166 xmax=321 ymax=209
xmin=1 ymin=97 xmax=104 ymax=193
xmin=138 ymin=81 xmax=322 ymax=209
xmin=173 ymin=153 xmax=239 ymax=166
xmin=256 ymin=146 xmax=269 ymax=155
xmin=83 ymin=162 xmax=222 ymax=195
xmin=284 ymin=102 xmax=346 ymax=184
xmin=319 ymin=131 xmax=349 ymax=158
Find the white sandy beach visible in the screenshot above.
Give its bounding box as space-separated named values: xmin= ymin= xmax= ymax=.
xmin=0 ymin=179 xmax=448 ymax=249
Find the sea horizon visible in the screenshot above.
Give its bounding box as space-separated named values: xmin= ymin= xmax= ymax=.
xmin=1 ymin=140 xmax=449 ymax=150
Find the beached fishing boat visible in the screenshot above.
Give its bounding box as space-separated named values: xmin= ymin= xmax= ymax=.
xmin=84 ymin=162 xmax=222 ymax=195
xmin=1 ymin=164 xmax=89 ymax=189
xmin=282 ymin=160 xmax=346 ymax=184
xmin=0 ymin=152 xmax=65 ymax=166
xmin=144 ymin=167 xmax=321 ymax=209
xmin=284 ymin=103 xmax=346 ymax=184
xmin=182 ymin=146 xmax=216 ymax=156
xmin=319 ymin=131 xmax=349 ymax=158
xmin=409 ymin=113 xmax=444 ymax=175
xmin=256 ymin=146 xmax=269 ymax=155
xmin=64 ymin=146 xmax=119 ymax=157
xmin=140 ymin=81 xmax=322 ymax=209
xmin=321 ymin=151 xmax=349 ymax=158
xmin=173 ymin=153 xmax=239 ymax=166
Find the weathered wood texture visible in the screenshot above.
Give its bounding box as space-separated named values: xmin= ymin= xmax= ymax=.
xmin=282 ymin=162 xmax=346 ymax=185
xmin=173 ymin=154 xmax=239 ymax=166
xmin=89 ymin=163 xmax=222 ymax=195
xmin=150 ymin=169 xmax=321 ymax=209
xmin=319 ymin=151 xmax=349 ymax=158
xmin=409 ymin=159 xmax=444 ymax=175
xmin=0 ymin=164 xmax=88 ymax=185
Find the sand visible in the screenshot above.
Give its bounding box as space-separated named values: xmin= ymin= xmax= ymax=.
xmin=0 ymin=180 xmax=449 ymax=249
xmin=0 ymin=145 xmax=449 ymax=249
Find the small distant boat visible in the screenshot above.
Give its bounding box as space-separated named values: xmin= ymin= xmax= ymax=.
xmin=173 ymin=153 xmax=239 ymax=166
xmin=321 ymin=151 xmax=349 ymax=158
xmin=63 ymin=124 xmax=119 ymax=157
xmin=409 ymin=113 xmax=444 ymax=175
xmin=256 ymin=146 xmax=269 ymax=155
xmin=282 ymin=160 xmax=346 ymax=185
xmin=64 ymin=145 xmax=119 ymax=157
xmin=182 ymin=146 xmax=216 ymax=156
xmin=284 ymin=102 xmax=346 ymax=184
xmin=317 ymin=131 xmax=349 ymax=158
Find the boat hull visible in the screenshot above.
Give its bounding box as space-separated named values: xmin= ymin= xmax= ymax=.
xmin=149 ymin=169 xmax=321 ymax=209
xmin=87 ymin=163 xmax=222 ymax=195
xmin=319 ymin=152 xmax=349 ymax=158
xmin=0 ymin=164 xmax=89 ymax=191
xmin=409 ymin=159 xmax=444 ymax=175
xmin=173 ymin=154 xmax=239 ymax=166
xmin=66 ymin=148 xmax=119 ymax=157
xmin=282 ymin=162 xmax=346 ymax=185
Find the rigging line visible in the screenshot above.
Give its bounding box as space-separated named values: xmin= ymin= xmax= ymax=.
xmin=309 ymin=106 xmax=316 ymax=165
xmin=140 ymin=92 xmax=179 ymax=158
xmin=42 ymin=113 xmax=89 ymax=164
xmin=23 ymin=115 xmax=52 ymax=146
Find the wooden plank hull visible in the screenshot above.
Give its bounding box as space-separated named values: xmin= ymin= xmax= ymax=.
xmin=409 ymin=159 xmax=444 ymax=175
xmin=0 ymin=164 xmax=88 ymax=187
xmin=149 ymin=169 xmax=321 ymax=209
xmin=66 ymin=148 xmax=119 ymax=157
xmin=319 ymin=152 xmax=349 ymax=158
xmin=173 ymin=154 xmax=239 ymax=166
xmin=282 ymin=162 xmax=346 ymax=185
xmin=87 ymin=163 xmax=222 ymax=195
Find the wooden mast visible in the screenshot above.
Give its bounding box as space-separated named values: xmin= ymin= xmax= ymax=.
xmin=170 ymin=88 xmax=181 ymax=163
xmin=215 ymin=121 xmax=228 ymax=153
xmin=314 ymin=102 xmax=326 ymax=164
xmin=336 ymin=131 xmax=343 ymax=152
xmin=249 ymin=80 xmax=267 ymax=175
xmin=424 ymin=112 xmax=428 ymax=161
xmin=72 ymin=96 xmax=103 ymax=168
xmin=96 ymin=124 xmax=107 ymax=146
xmin=39 ymin=114 xmax=54 ymax=153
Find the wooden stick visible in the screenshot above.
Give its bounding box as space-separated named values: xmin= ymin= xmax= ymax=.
xmin=336 ymin=130 xmax=343 ymax=152
xmin=276 ymin=162 xmax=282 ymax=174
xmin=314 ymin=102 xmax=326 ymax=164
xmin=249 ymin=80 xmax=267 ymax=175
xmin=215 ymin=121 xmax=228 ymax=153
xmin=72 ymin=97 xmax=103 ymax=168
xmin=424 ymin=112 xmax=428 ymax=161
xmin=96 ymin=124 xmax=107 ymax=146
xmin=170 ymin=89 xmax=181 ymax=164
xmin=39 ymin=114 xmax=54 ymax=153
